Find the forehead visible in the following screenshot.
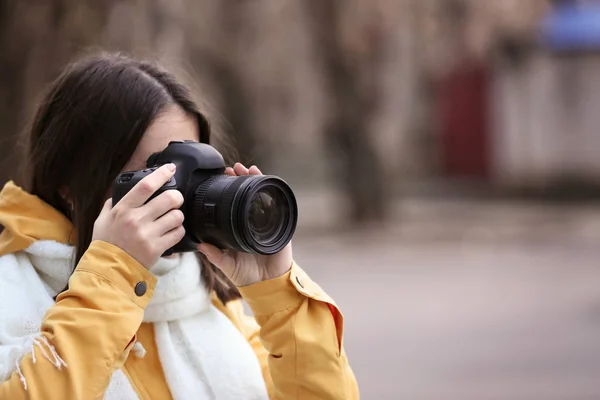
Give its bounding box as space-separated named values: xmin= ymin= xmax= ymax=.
xmin=124 ymin=106 xmax=199 ymax=171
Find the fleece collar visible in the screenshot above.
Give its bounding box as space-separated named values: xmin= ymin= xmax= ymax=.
xmin=0 ymin=181 xmax=75 ymax=256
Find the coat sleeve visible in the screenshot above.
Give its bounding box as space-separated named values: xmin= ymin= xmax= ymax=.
xmin=0 ymin=240 xmax=156 ymax=400
xmin=236 ymin=262 xmax=359 ymax=400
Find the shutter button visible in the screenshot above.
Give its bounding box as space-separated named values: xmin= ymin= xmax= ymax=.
xmin=135 ymin=282 xmax=147 ymax=296
xmin=295 ymin=276 xmax=304 ymax=288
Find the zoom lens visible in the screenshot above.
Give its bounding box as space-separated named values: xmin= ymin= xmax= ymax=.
xmin=248 ymin=187 xmax=285 ymax=243
xmin=190 ymin=174 xmax=297 ymax=255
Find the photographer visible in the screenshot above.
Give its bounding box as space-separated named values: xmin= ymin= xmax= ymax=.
xmin=0 ymin=54 xmax=358 ymax=399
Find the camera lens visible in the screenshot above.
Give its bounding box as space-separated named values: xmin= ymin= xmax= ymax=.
xmin=247 ymin=187 xmax=287 ymax=243
xmin=190 ymin=174 xmax=297 ymax=255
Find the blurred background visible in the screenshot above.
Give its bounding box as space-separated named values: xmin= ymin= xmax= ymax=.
xmin=2 ymin=0 xmax=600 ymax=399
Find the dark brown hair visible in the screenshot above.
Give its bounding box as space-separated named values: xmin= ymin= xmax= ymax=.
xmin=24 ymin=52 xmax=240 ymax=303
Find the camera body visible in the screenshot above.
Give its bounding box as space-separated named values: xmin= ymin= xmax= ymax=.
xmin=112 ymin=140 xmax=297 ymax=256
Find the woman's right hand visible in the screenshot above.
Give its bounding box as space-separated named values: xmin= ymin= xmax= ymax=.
xmin=91 ymin=164 xmax=185 ymax=268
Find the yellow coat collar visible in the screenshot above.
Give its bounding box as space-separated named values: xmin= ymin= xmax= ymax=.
xmin=0 ymin=181 xmax=75 ymax=256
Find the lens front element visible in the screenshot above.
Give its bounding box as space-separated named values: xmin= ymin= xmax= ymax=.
xmin=247 ymin=187 xmax=287 ymax=244
xmin=191 ymin=174 xmax=297 ymax=255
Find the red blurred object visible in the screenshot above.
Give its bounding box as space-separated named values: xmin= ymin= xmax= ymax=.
xmin=436 ymin=59 xmax=490 ymax=179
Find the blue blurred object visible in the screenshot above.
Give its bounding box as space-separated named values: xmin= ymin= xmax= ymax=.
xmin=541 ymin=2 xmax=600 ymax=51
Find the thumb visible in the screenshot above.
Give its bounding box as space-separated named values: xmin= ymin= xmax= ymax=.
xmin=103 ymin=198 xmax=113 ymax=211
xmin=97 ymin=198 xmax=112 ymax=219
xmin=198 ymin=243 xmax=232 ymax=272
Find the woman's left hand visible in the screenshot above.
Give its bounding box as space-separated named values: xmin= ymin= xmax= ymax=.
xmin=197 ymin=163 xmax=294 ymax=287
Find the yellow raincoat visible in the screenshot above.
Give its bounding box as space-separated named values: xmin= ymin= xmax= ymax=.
xmin=0 ymin=181 xmax=358 ymax=399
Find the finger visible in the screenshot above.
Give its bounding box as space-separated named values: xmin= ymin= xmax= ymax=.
xmin=119 ymin=164 xmax=176 ymax=208
xmin=198 ymin=243 xmax=234 ymax=273
xmin=153 ymin=209 xmax=185 ymax=236
xmin=143 ymin=189 xmax=184 ymax=221
xmin=224 ymin=167 xmax=236 ymax=176
xmin=233 ymin=162 xmax=249 ymax=176
xmin=197 ymin=243 xmax=222 ymax=263
xmin=160 ymin=225 xmax=186 ymax=249
xmin=96 ymin=198 xmax=113 ymax=219
xmin=248 ymin=165 xmax=262 ymax=175
xmin=102 ymin=198 xmax=113 ymax=211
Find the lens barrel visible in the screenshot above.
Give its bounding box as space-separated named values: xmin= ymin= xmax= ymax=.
xmin=190 ymin=174 xmax=297 ymax=255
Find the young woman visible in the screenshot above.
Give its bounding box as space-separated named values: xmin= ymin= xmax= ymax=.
xmin=0 ymin=53 xmax=357 ymax=399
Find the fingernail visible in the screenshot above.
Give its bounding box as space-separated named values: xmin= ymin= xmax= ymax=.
xmin=197 ymin=245 xmax=208 ymax=257
xmin=166 ymin=163 xmax=176 ymax=172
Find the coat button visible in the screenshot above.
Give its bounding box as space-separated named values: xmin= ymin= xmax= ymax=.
xmin=134 ymin=282 xmax=147 ymax=296
xmin=295 ymin=275 xmax=304 ymax=288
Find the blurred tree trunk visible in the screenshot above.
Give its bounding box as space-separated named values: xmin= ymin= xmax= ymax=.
xmin=0 ymin=1 xmax=27 ymax=188
xmin=304 ymin=0 xmax=389 ymax=226
xmin=187 ymin=0 xmax=262 ymax=167
xmin=0 ymin=1 xmax=116 ymax=189
xmin=200 ymin=54 xmax=259 ymax=166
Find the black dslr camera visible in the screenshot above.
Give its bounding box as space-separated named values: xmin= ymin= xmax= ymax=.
xmin=112 ymin=140 xmax=298 ymax=255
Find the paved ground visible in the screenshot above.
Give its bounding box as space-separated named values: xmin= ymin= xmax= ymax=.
xmin=291 ymin=193 xmax=600 ymax=400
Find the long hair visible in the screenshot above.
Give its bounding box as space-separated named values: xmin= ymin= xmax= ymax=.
xmin=24 ymin=53 xmax=240 ymax=303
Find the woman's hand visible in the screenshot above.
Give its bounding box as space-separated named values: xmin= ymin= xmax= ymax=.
xmin=198 ymin=163 xmax=294 ymax=287
xmin=92 ymin=164 xmax=186 ymax=268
